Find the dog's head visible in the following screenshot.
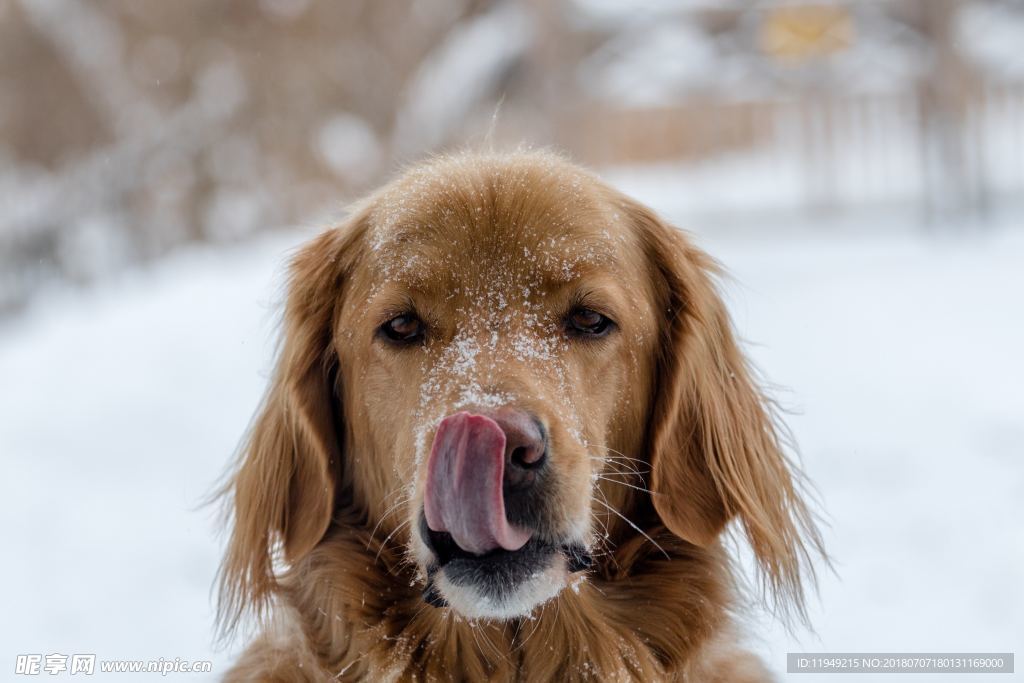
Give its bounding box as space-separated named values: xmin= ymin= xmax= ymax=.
xmin=219 ymin=152 xmax=820 ymax=625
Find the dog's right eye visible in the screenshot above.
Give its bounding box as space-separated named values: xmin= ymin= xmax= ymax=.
xmin=378 ymin=313 xmax=426 ymax=346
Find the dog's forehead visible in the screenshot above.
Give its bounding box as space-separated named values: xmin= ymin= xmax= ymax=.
xmin=364 ymin=159 xmax=632 ymax=290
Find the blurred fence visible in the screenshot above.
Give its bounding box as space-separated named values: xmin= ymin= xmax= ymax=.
xmin=572 ymin=86 xmax=1024 ymax=218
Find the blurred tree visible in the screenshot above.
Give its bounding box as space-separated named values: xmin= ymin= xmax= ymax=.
xmin=1 ymin=0 xmax=1021 ymax=312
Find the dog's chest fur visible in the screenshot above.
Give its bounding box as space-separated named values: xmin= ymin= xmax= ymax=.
xmin=225 ymin=521 xmax=773 ymax=682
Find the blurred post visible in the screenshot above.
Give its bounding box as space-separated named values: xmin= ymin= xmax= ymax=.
xmin=917 ymin=0 xmax=985 ymax=223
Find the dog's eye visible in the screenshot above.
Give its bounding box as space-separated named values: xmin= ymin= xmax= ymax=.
xmin=379 ymin=313 xmax=426 ymax=345
xmin=565 ymin=307 xmax=614 ymax=338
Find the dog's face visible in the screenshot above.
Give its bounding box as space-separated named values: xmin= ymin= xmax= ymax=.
xmin=335 ymin=160 xmax=658 ymax=616
xmin=219 ymin=152 xmax=820 ymax=630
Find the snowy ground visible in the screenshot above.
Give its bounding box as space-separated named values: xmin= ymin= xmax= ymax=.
xmin=714 ymin=223 xmax=1024 ymax=681
xmin=2 ymin=208 xmax=1022 ymax=680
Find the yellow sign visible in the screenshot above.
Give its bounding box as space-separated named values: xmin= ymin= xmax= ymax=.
xmin=760 ymin=5 xmax=854 ymax=62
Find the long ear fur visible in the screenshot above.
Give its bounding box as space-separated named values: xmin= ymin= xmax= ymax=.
xmin=628 ymin=198 xmax=824 ymax=617
xmin=217 ymin=220 xmax=365 ymax=634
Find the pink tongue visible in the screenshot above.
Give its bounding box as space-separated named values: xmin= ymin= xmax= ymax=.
xmin=424 ymin=412 xmax=532 ymax=555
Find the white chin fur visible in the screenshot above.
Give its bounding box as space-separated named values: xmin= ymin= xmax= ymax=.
xmin=435 ymin=558 xmax=568 ymax=620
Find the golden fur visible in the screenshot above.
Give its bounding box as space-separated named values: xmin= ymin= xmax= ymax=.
xmin=216 ymin=151 xmax=823 ymax=681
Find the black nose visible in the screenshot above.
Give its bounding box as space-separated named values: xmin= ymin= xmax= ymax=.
xmin=453 ymin=406 xmax=549 ymax=531
xmin=488 ymin=408 xmax=547 ymax=490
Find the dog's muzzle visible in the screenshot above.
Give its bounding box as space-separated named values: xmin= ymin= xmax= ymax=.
xmin=419 ymin=409 xmax=591 ymax=609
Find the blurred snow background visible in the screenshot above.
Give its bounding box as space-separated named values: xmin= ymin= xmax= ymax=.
xmin=1 ymin=0 xmax=1022 ymax=680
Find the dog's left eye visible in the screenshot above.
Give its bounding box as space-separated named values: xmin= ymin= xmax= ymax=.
xmin=565 ymin=307 xmax=615 ymax=338
xmin=379 ymin=313 xmax=426 ymax=345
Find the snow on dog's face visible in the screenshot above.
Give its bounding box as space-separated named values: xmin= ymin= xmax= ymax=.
xmin=333 ymin=154 xmax=660 ymax=618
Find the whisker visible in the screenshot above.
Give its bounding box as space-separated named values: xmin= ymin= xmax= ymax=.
xmin=469 ymin=621 xmax=506 ymax=663
xmin=588 ymin=453 xmax=644 ymax=464
xmin=589 ymin=510 xmax=611 ymax=547
xmin=596 ymin=446 xmax=647 ymax=465
xmin=605 ymin=463 xmax=647 ymax=478
xmin=590 ymin=485 xmax=613 ymax=541
xmin=588 ymin=486 xmax=625 ymax=574
xmin=598 ymin=466 xmax=651 ymax=486
xmin=374 ymin=518 xmax=412 ymax=564
xmin=594 ymin=499 xmax=670 ymax=560
xmin=597 ymin=461 xmax=650 ymax=473
xmin=366 ymin=491 xmax=412 ymax=548
xmin=510 ymin=609 xmax=543 ymax=653
xmin=589 ymin=452 xmax=648 ymax=477
xmin=594 ymin=475 xmax=654 ymax=495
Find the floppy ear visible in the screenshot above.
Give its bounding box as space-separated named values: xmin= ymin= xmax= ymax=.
xmin=217 ymin=220 xmax=365 ymax=631
xmin=628 ymin=199 xmax=823 ymax=612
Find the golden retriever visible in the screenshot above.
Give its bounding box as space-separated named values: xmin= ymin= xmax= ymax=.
xmin=217 ymin=151 xmax=823 ymax=681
